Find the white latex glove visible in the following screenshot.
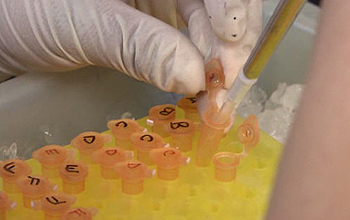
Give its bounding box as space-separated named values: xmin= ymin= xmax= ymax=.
xmin=0 ymin=0 xmax=205 ymax=94
xmin=177 ymin=0 xmax=263 ymax=128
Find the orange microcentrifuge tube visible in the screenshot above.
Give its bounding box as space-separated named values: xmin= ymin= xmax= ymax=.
xmin=31 ymin=193 xmax=76 ymax=220
xmin=107 ymin=119 xmax=144 ymax=150
xmin=0 ymin=159 xmax=32 ymax=193
xmin=195 ymin=109 xmax=230 ymax=167
xmin=130 ymin=132 xmax=167 ymax=165
xmin=17 ymin=175 xmax=57 ymax=208
xmin=115 ymin=161 xmax=155 ymax=195
xmin=177 ymin=96 xmax=201 ymax=122
xmin=167 ymin=119 xmax=196 ymax=152
xmin=92 ymin=147 xmax=134 ymax=179
xmin=149 ymin=147 xmax=190 ymax=180
xmin=33 ymin=145 xmax=75 ymax=179
xmin=59 ymin=161 xmax=88 ymax=194
xmin=195 ymin=59 xmax=229 ymax=167
xmin=148 ymin=104 xmax=176 ymax=137
xmin=60 ymin=207 xmax=98 ymax=220
xmin=71 ymin=131 xmax=112 ymax=163
xmin=238 ymin=115 xmax=260 ymax=155
xmin=0 ymin=191 xmax=16 ymax=220
xmin=212 ymin=152 xmax=241 ymax=182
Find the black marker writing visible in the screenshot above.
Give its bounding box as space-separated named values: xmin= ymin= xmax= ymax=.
xmin=46 ymin=196 xmax=67 ymax=205
xmin=170 ymin=122 xmax=189 ymax=129
xmin=83 ymin=135 xmax=96 ymax=144
xmin=3 ymin=162 xmax=15 ymax=174
xmin=115 ymin=121 xmax=128 ymax=128
xmin=140 ymin=134 xmax=154 ymax=142
xmin=28 ymin=176 xmax=40 ymax=185
xmin=65 ymin=165 xmax=79 ymax=173
xmin=159 ymin=107 xmax=175 ymax=116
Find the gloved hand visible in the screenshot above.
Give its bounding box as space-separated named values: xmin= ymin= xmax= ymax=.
xmin=1 ymin=0 xmax=262 ymax=97
xmin=178 ymin=0 xmax=263 ymax=129
xmin=0 ymin=0 xmax=205 ymax=94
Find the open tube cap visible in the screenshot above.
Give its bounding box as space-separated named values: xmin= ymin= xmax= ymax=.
xmin=238 ymin=115 xmax=260 ymax=151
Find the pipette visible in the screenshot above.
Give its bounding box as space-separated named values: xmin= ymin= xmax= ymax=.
xmin=215 ymin=0 xmax=307 ymax=124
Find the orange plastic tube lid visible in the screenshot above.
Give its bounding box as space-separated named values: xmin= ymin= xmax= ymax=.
xmin=205 ymin=59 xmax=225 ymax=107
xmin=167 ymin=119 xmax=196 ymax=152
xmin=237 ymin=115 xmax=260 ymax=154
xmin=177 ymin=97 xmax=201 ymax=122
xmin=92 ymin=147 xmax=134 ymax=179
xmin=107 ymin=119 xmax=144 ymax=150
xmin=59 ymin=161 xmax=88 ymax=194
xmin=149 ymin=147 xmax=189 ymax=180
xmin=0 ymin=191 xmax=16 ymax=220
xmin=0 ymin=159 xmax=32 ymax=193
xmin=148 ymin=104 xmax=176 ymax=137
xmin=60 ymin=207 xmax=98 ymax=220
xmin=33 ymin=145 xmax=75 ymax=178
xmin=17 ymin=175 xmax=57 ymax=208
xmin=115 ymin=161 xmax=155 ymax=195
xmin=131 ymin=132 xmax=167 ymax=165
xmin=212 ymin=152 xmax=241 ymax=182
xmin=71 ymin=132 xmax=112 ymax=163
xmin=31 ymin=193 xmax=76 ymax=220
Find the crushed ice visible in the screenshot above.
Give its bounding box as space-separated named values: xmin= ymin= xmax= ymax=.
xmin=237 ymin=83 xmax=304 ymax=144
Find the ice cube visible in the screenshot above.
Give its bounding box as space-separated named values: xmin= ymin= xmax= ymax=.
xmin=281 ymin=84 xmax=304 ymax=111
xmin=257 ymin=107 xmax=295 ymax=144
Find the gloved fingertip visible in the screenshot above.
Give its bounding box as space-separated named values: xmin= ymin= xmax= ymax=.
xmin=168 ymin=56 xmax=206 ymax=95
